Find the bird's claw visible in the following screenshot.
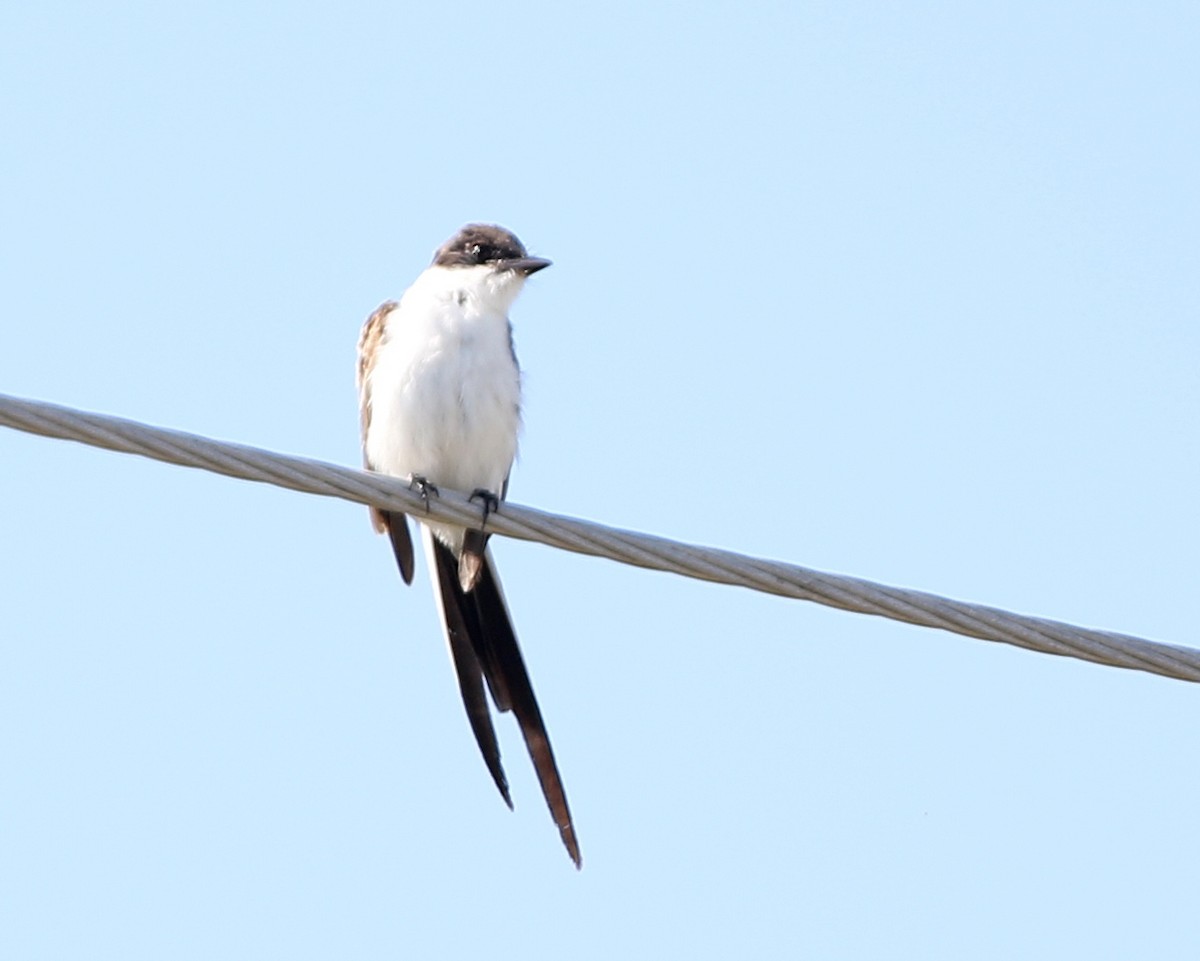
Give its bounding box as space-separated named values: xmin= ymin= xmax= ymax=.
xmin=409 ymin=475 xmax=440 ymax=514
xmin=469 ymin=489 xmax=500 ymax=529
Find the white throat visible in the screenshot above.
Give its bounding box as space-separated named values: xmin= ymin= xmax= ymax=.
xmin=418 ymin=264 xmax=529 ymax=315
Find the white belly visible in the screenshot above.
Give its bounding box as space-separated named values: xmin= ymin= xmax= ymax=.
xmin=364 ymin=298 xmax=521 ymax=526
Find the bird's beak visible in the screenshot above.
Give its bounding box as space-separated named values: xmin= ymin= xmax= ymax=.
xmin=501 ymin=256 xmax=552 ymax=275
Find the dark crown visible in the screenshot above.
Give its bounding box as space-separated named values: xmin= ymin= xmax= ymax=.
xmin=432 ymin=224 xmax=529 ymax=268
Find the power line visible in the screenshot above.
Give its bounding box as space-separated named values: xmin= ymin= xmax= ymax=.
xmin=2 ymin=390 xmax=1197 ymax=683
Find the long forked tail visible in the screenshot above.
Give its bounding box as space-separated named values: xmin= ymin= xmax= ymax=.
xmin=423 ymin=528 xmax=581 ymax=868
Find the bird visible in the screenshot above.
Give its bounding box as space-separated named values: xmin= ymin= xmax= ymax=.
xmin=356 ymin=223 xmax=580 ymax=867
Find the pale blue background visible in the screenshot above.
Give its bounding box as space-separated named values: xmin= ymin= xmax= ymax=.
xmin=2 ymin=2 xmax=1198 ymax=958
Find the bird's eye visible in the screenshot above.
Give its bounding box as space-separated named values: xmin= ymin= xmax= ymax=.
xmin=469 ymin=244 xmax=483 ymax=261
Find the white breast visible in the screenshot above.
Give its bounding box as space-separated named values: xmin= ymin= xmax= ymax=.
xmin=364 ymin=266 xmax=523 ymax=504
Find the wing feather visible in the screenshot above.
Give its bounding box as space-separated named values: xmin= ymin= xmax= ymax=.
xmin=357 ymin=300 xmax=414 ymax=582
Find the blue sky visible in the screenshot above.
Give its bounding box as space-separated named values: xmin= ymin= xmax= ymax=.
xmin=2 ymin=1 xmax=1198 ymax=957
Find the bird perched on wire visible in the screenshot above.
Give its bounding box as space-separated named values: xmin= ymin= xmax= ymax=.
xmin=356 ymin=223 xmax=580 ymax=867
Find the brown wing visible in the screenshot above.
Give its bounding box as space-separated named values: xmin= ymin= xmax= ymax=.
xmin=357 ymin=300 xmax=414 ymax=583
xmin=356 ymin=301 xmax=396 ymax=463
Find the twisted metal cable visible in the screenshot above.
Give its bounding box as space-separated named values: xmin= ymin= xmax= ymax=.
xmin=3 ymin=391 xmax=1197 ymax=683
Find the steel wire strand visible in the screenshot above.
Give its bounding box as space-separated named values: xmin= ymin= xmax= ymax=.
xmin=2 ymin=391 xmax=1197 ymax=683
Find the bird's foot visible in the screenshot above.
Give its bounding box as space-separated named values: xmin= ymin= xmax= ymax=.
xmin=409 ymin=475 xmax=440 ymax=514
xmin=468 ymin=489 xmax=500 ymax=530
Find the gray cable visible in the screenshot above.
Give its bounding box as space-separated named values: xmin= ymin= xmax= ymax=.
xmin=2 ymin=391 xmax=1196 ymax=683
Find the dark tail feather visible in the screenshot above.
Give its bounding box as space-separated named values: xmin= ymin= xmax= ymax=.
xmin=381 ymin=510 xmax=415 ymax=585
xmin=432 ymin=538 xmax=581 ymax=868
xmin=431 ymin=540 xmax=511 ymax=807
xmin=474 ymin=557 xmax=581 ymax=868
